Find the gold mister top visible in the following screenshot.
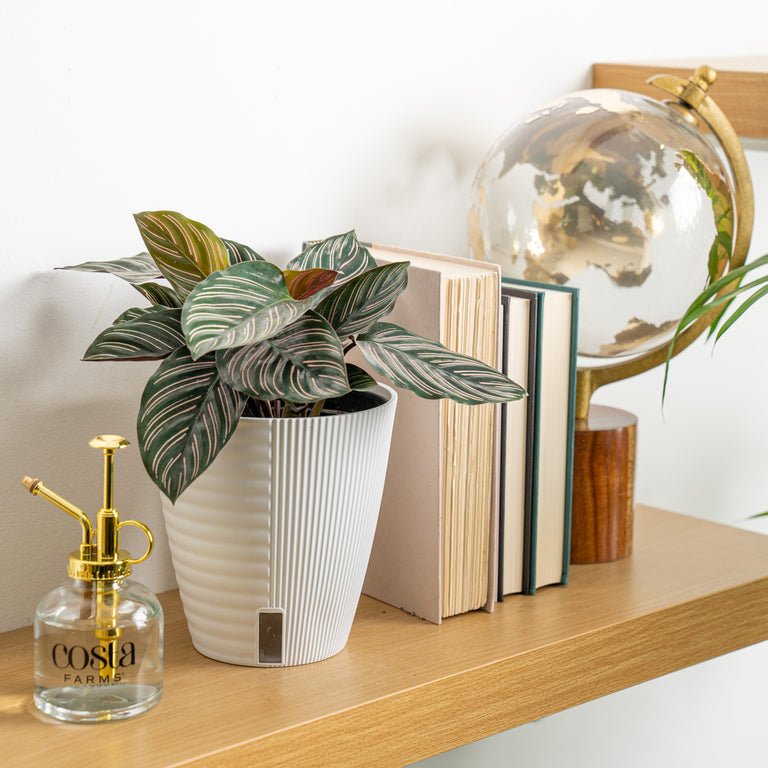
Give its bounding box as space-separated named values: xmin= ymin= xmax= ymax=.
xmin=22 ymin=435 xmax=154 ymax=581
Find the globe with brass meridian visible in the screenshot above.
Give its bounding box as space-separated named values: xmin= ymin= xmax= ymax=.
xmin=468 ymin=87 xmax=736 ymax=362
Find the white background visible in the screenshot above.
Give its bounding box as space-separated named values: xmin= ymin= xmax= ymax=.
xmin=2 ymin=2 xmax=767 ymax=765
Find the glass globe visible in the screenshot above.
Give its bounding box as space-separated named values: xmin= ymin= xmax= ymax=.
xmin=468 ymin=88 xmax=735 ymax=360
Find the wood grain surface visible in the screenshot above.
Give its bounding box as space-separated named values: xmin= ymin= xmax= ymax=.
xmin=571 ymin=405 xmax=637 ymax=563
xmin=592 ymin=60 xmax=768 ymax=139
xmin=3 ymin=505 xmax=768 ymax=767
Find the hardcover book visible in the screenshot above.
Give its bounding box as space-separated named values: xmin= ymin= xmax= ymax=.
xmin=359 ymin=244 xmax=502 ymax=623
xmin=502 ymin=278 xmax=578 ymax=594
xmin=497 ymin=286 xmax=539 ymax=598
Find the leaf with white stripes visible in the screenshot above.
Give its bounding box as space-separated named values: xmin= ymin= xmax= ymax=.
xmin=223 ymin=238 xmax=264 ymax=265
xmin=58 ymin=252 xmax=162 ymax=283
xmin=182 ymin=261 xmax=324 ymax=359
xmin=285 ymin=231 xmax=376 ymax=286
xmin=137 ymin=347 xmax=246 ymax=502
xmin=315 ymin=261 xmax=409 ymax=336
xmin=83 ymin=307 xmax=184 ymax=361
xmin=346 ymin=363 xmax=376 ymax=390
xmin=134 ymin=210 xmax=230 ymax=299
xmin=216 ymin=311 xmax=348 ymax=402
xmin=134 ymin=282 xmax=183 ymax=307
xmin=356 ymin=322 xmax=526 ymax=405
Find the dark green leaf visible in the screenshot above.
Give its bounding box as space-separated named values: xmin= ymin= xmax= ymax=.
xmin=133 ymin=282 xmax=183 ymax=307
xmin=346 ymin=363 xmax=377 ymax=390
xmin=58 ymin=252 xmax=162 ymax=283
xmin=138 ymin=347 xmax=246 ymax=502
xmin=223 ymin=238 xmax=264 ymax=265
xmin=356 ymin=322 xmax=525 ymax=405
xmin=134 ymin=210 xmax=230 ymax=299
xmin=114 ymin=307 xmax=147 ymax=323
xmin=216 ymin=311 xmax=349 ymax=403
xmin=315 ymin=261 xmax=409 ymax=336
xmin=182 ymin=261 xmax=322 ymax=359
xmin=285 ymin=231 xmax=376 ymax=286
xmin=84 ymin=307 xmax=184 ymax=360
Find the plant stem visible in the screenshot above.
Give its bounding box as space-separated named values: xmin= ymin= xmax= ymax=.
xmin=310 ymin=399 xmax=326 ymax=418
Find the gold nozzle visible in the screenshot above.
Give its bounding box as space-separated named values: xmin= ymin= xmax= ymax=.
xmin=22 ymin=476 xmax=93 ymax=546
xmin=23 ymin=435 xmax=154 ymax=581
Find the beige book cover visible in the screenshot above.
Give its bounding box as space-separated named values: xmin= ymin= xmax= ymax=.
xmin=359 ymin=244 xmax=501 ymax=624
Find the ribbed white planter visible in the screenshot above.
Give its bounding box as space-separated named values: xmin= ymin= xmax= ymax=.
xmin=161 ymin=384 xmax=397 ymax=667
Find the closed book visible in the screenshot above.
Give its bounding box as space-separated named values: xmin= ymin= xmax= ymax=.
xmin=502 ymin=278 xmax=578 ymax=594
xmin=497 ymin=286 xmax=539 ymax=598
xmin=359 ymin=244 xmax=502 ymax=623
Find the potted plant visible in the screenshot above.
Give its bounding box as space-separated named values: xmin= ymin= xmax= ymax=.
xmin=61 ymin=210 xmax=524 ymax=666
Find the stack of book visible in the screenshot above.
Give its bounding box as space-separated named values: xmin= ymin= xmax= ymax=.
xmin=359 ymin=244 xmax=578 ymax=623
xmin=497 ymin=278 xmax=578 ymax=599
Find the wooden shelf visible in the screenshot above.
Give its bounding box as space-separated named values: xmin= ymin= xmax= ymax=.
xmin=3 ymin=505 xmax=768 ymax=767
xmin=592 ymin=59 xmax=768 ymax=138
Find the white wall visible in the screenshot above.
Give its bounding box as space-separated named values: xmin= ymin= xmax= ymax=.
xmin=2 ymin=1 xmax=767 ymax=765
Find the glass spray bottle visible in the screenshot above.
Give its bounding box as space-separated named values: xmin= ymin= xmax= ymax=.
xmin=23 ymin=435 xmax=163 ymax=723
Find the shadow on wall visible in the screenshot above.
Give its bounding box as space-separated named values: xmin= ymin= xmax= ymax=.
xmin=0 ymin=271 xmax=176 ymax=631
xmin=346 ymin=139 xmax=481 ymax=257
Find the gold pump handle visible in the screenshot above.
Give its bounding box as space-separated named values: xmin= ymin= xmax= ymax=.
xmin=24 ymin=435 xmax=155 ymax=581
xmin=119 ymin=520 xmax=155 ymax=565
xmin=89 ymin=434 xmax=130 ymax=511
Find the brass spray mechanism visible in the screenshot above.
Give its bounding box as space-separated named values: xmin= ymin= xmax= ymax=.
xmin=23 ymin=435 xmax=154 ymax=581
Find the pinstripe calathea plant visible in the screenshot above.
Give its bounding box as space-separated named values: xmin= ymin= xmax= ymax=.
xmin=62 ymin=210 xmax=524 ymax=502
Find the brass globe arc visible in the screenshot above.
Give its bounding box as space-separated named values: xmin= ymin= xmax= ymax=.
xmin=575 ymin=66 xmax=754 ymax=419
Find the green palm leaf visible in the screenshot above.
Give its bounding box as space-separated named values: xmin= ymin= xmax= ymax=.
xmin=134 ymin=210 xmax=230 ymax=299
xmin=315 ymin=261 xmax=409 ymax=336
xmin=671 ymin=253 xmax=768 ymax=341
xmin=286 ymin=231 xmax=376 ymax=286
xmin=138 ymin=347 xmax=246 ymax=502
xmin=216 ymin=311 xmax=348 ymax=402
xmin=84 ymin=307 xmax=184 ymax=361
xmin=58 ymin=252 xmax=162 ymax=283
xmin=663 ymin=253 xmax=768 ymax=403
xmin=356 ymin=322 xmax=525 ymax=405
xmin=182 ymin=261 xmax=323 ymax=359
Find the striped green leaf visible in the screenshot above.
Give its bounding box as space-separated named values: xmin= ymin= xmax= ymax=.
xmin=315 ymin=261 xmax=409 ymax=336
xmin=346 ymin=363 xmax=376 ymax=390
xmin=112 ymin=308 xmax=144 ymax=323
xmin=134 ymin=210 xmax=230 ymax=299
xmin=84 ymin=307 xmax=184 ymax=361
xmin=182 ymin=261 xmax=322 ymax=359
xmin=223 ymin=238 xmax=264 ymax=265
xmin=286 ymin=231 xmax=376 ymax=286
xmin=138 ymin=347 xmax=246 ymax=502
xmin=133 ymin=282 xmax=183 ymax=307
xmin=216 ymin=311 xmax=349 ymax=402
xmin=58 ymin=252 xmax=162 ymax=283
xmin=356 ymin=322 xmax=526 ymax=405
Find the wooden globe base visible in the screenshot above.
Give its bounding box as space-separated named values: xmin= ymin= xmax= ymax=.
xmin=570 ymin=405 xmax=637 ymax=564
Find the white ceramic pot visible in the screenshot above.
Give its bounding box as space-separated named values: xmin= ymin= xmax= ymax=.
xmin=161 ymin=384 xmax=397 ymax=667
